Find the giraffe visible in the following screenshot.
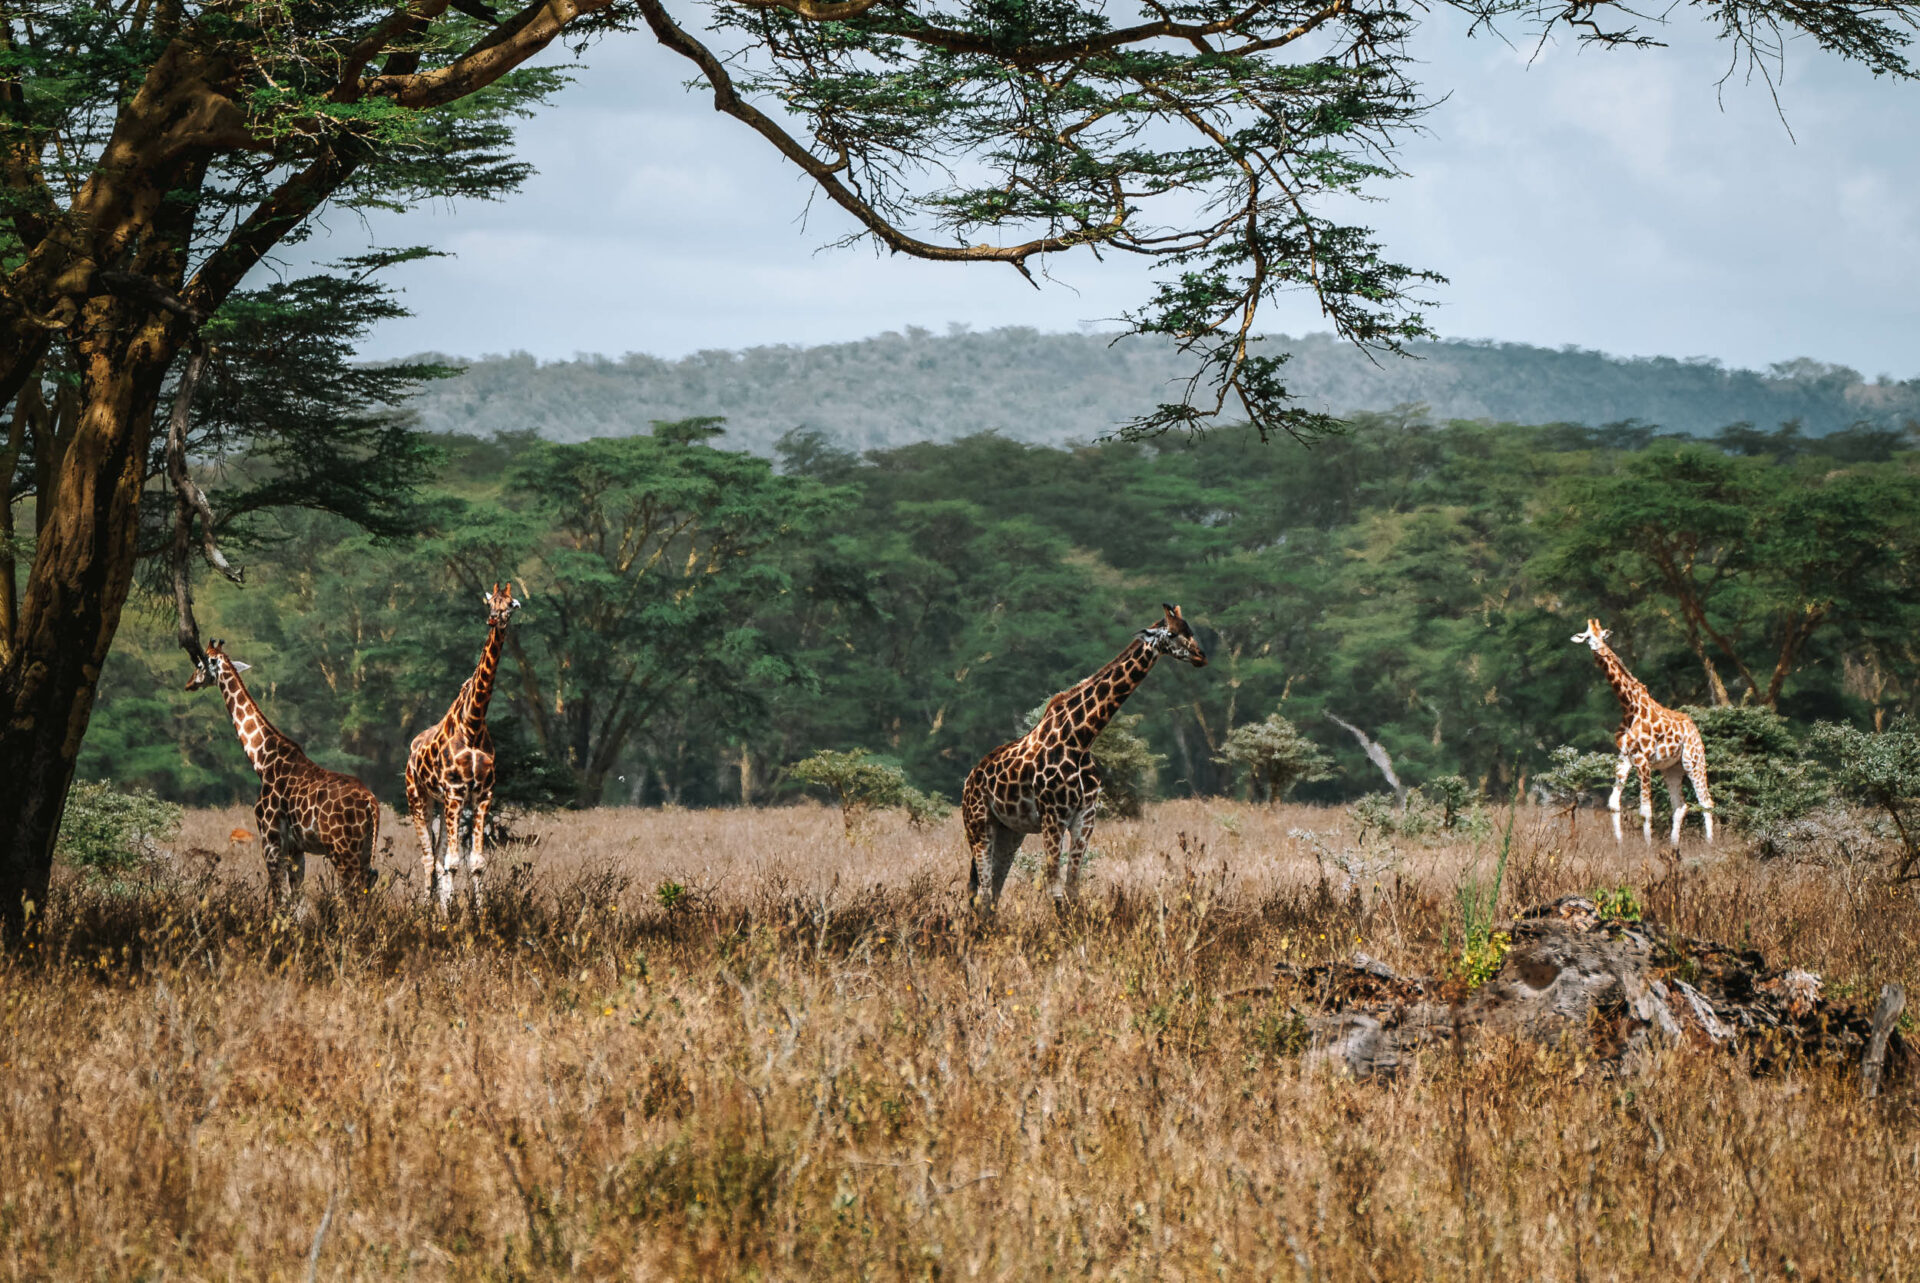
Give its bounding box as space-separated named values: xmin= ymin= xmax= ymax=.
xmin=186 ymin=639 xmax=380 ymax=906
xmin=1572 ymin=619 xmax=1715 ymax=845
xmin=406 ymin=582 xmax=521 ymax=912
xmin=962 ymin=604 xmax=1207 ymax=908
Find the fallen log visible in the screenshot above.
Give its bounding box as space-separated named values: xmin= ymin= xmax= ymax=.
xmin=1233 ymin=896 xmax=1911 ymax=1088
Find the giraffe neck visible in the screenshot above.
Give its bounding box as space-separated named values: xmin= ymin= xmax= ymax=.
xmin=215 ymin=665 xmax=295 ymax=777
xmin=1593 ymin=642 xmax=1650 ymax=720
xmin=458 ymin=621 xmax=507 ymax=740
xmin=1042 ymin=637 xmax=1159 ymax=748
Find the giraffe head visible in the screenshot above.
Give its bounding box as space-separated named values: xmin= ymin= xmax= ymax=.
xmin=483 ymin=581 xmax=522 ymax=628
xmin=184 ymin=638 xmax=252 ymax=692
xmin=1141 ymin=603 xmax=1207 ymax=667
xmin=1570 ymin=618 xmax=1612 ymax=651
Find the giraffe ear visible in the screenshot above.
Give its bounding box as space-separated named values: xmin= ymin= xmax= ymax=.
xmin=232 ymin=660 xmax=252 ymax=674
xmin=1162 ymin=602 xmax=1182 ymax=619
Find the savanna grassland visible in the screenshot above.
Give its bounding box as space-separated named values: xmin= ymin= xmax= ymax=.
xmin=4 ymin=801 xmax=1919 ymax=1280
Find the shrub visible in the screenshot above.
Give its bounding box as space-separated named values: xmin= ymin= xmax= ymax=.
xmin=1535 ymin=745 xmax=1619 ymax=810
xmin=788 ymin=749 xmax=950 ymax=835
xmin=1214 ymin=712 xmax=1333 ymax=805
xmin=1021 ymin=705 xmax=1164 ymax=818
xmin=1352 ymin=791 xmax=1435 ymax=841
xmin=1685 ymin=704 xmax=1826 ymax=833
xmin=57 ymin=780 xmax=182 ymax=875
xmin=1809 ymin=718 xmax=1920 ymax=875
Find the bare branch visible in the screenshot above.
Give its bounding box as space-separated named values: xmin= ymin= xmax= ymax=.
xmin=166 ymin=344 xmax=240 ymax=668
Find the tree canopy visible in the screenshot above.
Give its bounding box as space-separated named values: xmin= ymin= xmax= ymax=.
xmin=4 ymin=0 xmax=1919 ymax=927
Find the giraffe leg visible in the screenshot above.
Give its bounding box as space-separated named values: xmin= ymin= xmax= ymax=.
xmin=1608 ymin=752 xmax=1631 ymax=843
xmin=466 ymin=793 xmax=491 ymax=909
xmin=1692 ymin=765 xmax=1715 ymax=845
xmin=407 ymin=778 xmax=439 ymax=907
xmin=439 ymin=794 xmax=465 ymax=914
xmin=1663 ymin=764 xmax=1688 ymax=847
xmin=1040 ymin=817 xmax=1065 ymax=899
xmin=1062 ymin=810 xmax=1096 ymax=902
xmin=1636 ymin=757 xmax=1655 ymax=844
xmin=256 ymin=798 xmax=287 ymax=910
xmin=962 ymin=775 xmax=1000 ymax=909
xmin=987 ymin=822 xmax=1024 ymax=907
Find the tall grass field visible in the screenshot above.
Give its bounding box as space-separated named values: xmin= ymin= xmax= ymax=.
xmin=3 ymin=801 xmax=1917 ymax=1278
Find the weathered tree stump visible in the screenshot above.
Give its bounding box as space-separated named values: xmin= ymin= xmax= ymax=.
xmin=1237 ymin=896 xmax=1911 ymax=1088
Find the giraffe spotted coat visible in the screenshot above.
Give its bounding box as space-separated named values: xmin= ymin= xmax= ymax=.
xmin=407 ymin=582 xmax=520 ymax=911
xmin=962 ymin=604 xmax=1206 ymax=908
xmin=187 ymin=640 xmax=379 ymax=905
xmin=1573 ymin=618 xmax=1715 ymax=845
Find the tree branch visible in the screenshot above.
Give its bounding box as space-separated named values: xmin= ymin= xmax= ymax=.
xmin=636 ymin=0 xmax=1123 ymax=267
xmin=166 ymin=344 xmax=241 ymax=669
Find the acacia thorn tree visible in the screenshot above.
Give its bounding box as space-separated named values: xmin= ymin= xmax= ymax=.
xmin=2 ymin=0 xmax=1919 ymax=928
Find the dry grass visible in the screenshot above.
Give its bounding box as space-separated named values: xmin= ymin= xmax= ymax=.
xmin=4 ymin=800 xmax=1920 ymax=1279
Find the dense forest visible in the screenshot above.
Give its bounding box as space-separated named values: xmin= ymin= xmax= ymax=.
xmin=77 ymin=410 xmax=1920 ymax=812
xmin=404 ymin=329 xmax=1920 ymax=453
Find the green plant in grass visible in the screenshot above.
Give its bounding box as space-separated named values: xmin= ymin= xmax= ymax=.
xmin=56 ymin=780 xmax=182 ymax=877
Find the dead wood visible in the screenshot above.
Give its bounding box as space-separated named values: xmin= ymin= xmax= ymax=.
xmin=1234 ymin=896 xmax=1912 ymax=1089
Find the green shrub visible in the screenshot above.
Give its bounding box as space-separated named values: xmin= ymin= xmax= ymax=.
xmin=57 ymin=780 xmax=182 ymax=875
xmin=1352 ymin=791 xmax=1435 ymax=841
xmin=1535 ymin=746 xmax=1619 ymax=809
xmin=1809 ymin=718 xmax=1920 ymax=875
xmin=1022 ymin=705 xmax=1164 ymax=818
xmin=1685 ymin=704 xmax=1826 ymax=831
xmin=1214 ymin=712 xmax=1333 ymax=805
xmin=789 ymin=749 xmax=950 ymax=835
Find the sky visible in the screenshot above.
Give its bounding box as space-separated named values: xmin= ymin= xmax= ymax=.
xmin=300 ymin=7 xmax=1920 ymax=378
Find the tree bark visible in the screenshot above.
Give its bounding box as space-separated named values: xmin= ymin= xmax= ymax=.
xmin=0 ymin=309 xmax=175 ymax=933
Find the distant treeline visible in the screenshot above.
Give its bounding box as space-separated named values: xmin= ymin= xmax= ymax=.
xmin=399 ymin=329 xmax=1920 ymax=453
xmin=80 ymin=410 xmax=1920 ymax=812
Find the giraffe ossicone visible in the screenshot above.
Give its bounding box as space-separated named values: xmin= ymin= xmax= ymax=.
xmin=406 ymin=581 xmax=521 ymax=913
xmin=962 ymin=603 xmax=1207 ymax=909
xmin=1572 ymin=618 xmax=1715 ymax=846
xmin=186 ymin=638 xmax=380 ymax=907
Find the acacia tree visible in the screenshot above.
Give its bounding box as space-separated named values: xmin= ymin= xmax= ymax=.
xmin=1543 ymin=445 xmax=1920 ymax=709
xmin=2 ymin=0 xmax=1918 ymax=927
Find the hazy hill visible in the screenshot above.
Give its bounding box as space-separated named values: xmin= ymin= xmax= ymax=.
xmin=400 ymin=328 xmax=1920 ymax=452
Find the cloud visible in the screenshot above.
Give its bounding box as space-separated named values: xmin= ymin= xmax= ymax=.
xmin=289 ymin=10 xmax=1920 ymax=377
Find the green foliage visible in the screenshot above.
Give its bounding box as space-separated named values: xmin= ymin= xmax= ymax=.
xmin=1592 ymin=887 xmax=1643 ymax=922
xmin=1809 ymin=719 xmax=1920 ymax=874
xmin=1536 ymin=746 xmax=1620 ymax=809
xmin=1687 ymin=705 xmax=1826 ymax=831
xmin=789 ymin=749 xmax=950 ymax=835
xmin=1214 ymin=712 xmax=1333 ymax=804
xmin=489 ymin=716 xmax=575 ymax=813
xmin=1418 ymin=776 xmax=1485 ymax=833
xmin=1352 ymin=793 xmax=1434 ymax=841
xmin=1454 ymin=798 xmax=1518 ymax=991
xmin=75 ymin=414 xmax=1920 ymax=812
xmin=1022 ymin=706 xmax=1165 ymax=818
xmin=56 ymin=781 xmax=182 ymax=875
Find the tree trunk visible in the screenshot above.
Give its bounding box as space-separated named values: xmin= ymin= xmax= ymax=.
xmin=0 ymin=315 xmax=174 ymax=934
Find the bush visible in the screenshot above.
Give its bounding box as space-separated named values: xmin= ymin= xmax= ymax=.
xmin=1214 ymin=712 xmax=1333 ymax=805
xmin=57 ymin=780 xmax=182 ymax=875
xmin=1535 ymin=746 xmax=1619 ymax=810
xmin=1808 ymin=718 xmax=1920 ymax=875
xmin=1021 ymin=705 xmax=1164 ymax=818
xmin=788 ymin=749 xmax=951 ymax=835
xmin=491 ymin=715 xmax=576 ymax=811
xmin=1685 ymin=704 xmax=1825 ymax=832
xmin=1351 ymin=779 xmax=1488 ymax=842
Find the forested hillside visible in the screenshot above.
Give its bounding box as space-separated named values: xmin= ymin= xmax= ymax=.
xmin=403 ymin=329 xmax=1920 ymax=452
xmin=81 ymin=413 xmax=1920 ymax=811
